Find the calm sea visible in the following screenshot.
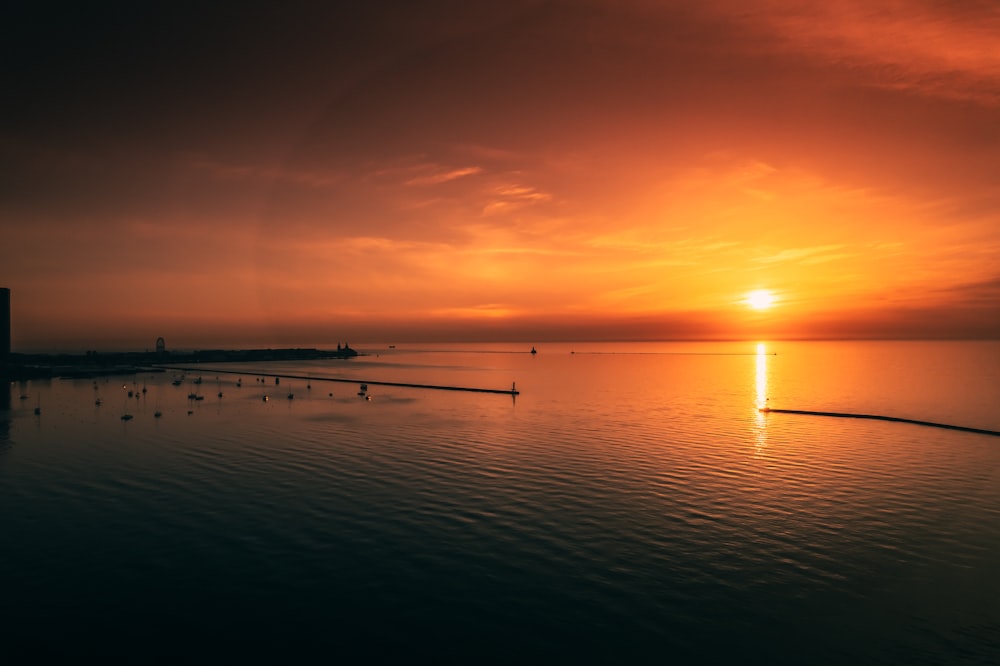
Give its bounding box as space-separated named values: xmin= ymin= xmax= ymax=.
xmin=2 ymin=341 xmax=999 ymax=663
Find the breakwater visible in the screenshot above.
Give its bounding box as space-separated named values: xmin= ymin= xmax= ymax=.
xmin=760 ymin=407 xmax=1000 ymax=437
xmin=157 ymin=366 xmax=520 ymax=396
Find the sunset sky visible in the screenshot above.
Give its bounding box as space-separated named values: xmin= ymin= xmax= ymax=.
xmin=3 ymin=1 xmax=999 ymax=350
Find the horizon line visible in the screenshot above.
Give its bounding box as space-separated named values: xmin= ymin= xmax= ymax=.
xmin=8 ymin=336 xmax=999 ymax=355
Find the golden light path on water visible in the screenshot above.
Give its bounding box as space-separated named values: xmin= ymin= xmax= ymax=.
xmin=754 ymin=342 xmax=768 ymax=454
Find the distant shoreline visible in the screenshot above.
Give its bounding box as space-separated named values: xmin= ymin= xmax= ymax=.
xmin=1 ymin=347 xmax=360 ymax=381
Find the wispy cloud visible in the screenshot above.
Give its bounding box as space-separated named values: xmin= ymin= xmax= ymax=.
xmin=755 ymin=244 xmax=848 ymax=264
xmin=481 ymin=183 xmax=552 ymax=216
xmin=404 ymin=166 xmax=483 ymax=186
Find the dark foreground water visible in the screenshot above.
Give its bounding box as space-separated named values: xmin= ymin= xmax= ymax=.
xmin=2 ymin=341 xmax=999 ymax=663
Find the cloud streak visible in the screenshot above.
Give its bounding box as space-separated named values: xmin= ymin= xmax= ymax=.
xmin=404 ymin=166 xmax=483 ymax=186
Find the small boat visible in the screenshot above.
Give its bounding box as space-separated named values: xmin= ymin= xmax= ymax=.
xmin=193 ymin=377 xmax=203 ymax=385
xmin=121 ymin=414 xmax=134 ymax=421
xmin=95 ymin=398 xmax=102 ymax=406
xmin=287 ymin=393 xmax=294 ymax=400
xmin=172 ymin=379 xmax=183 ymax=386
xmin=358 ymin=383 xmax=368 ymax=396
xmin=530 ymin=347 xmax=537 ymax=354
xmin=154 ymin=410 xmax=162 ymax=418
xmin=262 ymin=395 xmax=269 ymax=402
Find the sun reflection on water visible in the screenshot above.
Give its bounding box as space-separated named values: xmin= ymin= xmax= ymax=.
xmin=754 ymin=342 xmax=769 ymax=454
xmin=755 ymin=343 xmax=768 ymax=409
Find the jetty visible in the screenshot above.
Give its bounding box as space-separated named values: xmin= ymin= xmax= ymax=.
xmin=759 ymin=407 xmax=1000 ymax=438
xmin=156 ymin=366 xmax=520 ymax=396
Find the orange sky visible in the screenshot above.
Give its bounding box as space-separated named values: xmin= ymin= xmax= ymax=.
xmin=3 ymin=1 xmax=999 ymax=350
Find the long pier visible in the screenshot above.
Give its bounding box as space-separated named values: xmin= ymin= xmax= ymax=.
xmin=153 ymin=366 xmax=520 ymax=396
xmin=759 ymin=407 xmax=1000 ymax=438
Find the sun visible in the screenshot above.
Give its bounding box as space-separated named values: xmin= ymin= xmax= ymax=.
xmin=745 ymin=289 xmax=775 ymax=310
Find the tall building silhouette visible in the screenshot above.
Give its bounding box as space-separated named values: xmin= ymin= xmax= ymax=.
xmin=0 ymin=287 xmax=9 ymax=358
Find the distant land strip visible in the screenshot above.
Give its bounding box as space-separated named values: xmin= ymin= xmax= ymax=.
xmin=760 ymin=407 xmax=1000 ymax=438
xmin=1 ymin=347 xmax=360 ymax=380
xmin=154 ymin=366 xmax=520 ymax=396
